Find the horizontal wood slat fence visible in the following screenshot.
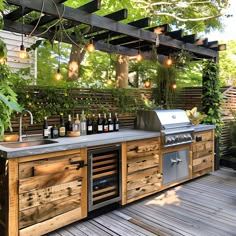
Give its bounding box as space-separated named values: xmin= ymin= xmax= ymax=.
xmin=9 ymin=86 xmax=235 ymax=158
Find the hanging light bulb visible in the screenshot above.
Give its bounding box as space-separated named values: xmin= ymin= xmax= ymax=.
xmin=54 ymin=68 xmax=63 ymax=81
xmin=86 ymin=38 xmax=95 ymax=53
xmin=172 ymin=83 xmax=177 ymax=89
xmin=107 ymin=77 xmax=113 ymax=85
xmin=136 ymin=53 xmax=143 ymax=62
xmin=19 ymin=44 xmax=28 ymax=59
xmin=144 ymin=80 xmax=151 ymax=88
xmin=18 ymin=7 xmax=28 ymax=59
xmin=166 ymin=55 xmax=173 ymax=66
xmin=0 ymin=57 xmax=7 ymax=64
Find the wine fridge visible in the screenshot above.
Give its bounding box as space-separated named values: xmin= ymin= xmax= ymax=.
xmin=88 ymin=144 xmax=121 ymax=211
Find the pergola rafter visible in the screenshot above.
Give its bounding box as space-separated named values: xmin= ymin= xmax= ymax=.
xmin=3 ymin=0 xmax=225 ymax=60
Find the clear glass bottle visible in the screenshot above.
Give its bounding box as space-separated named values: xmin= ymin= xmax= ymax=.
xmin=80 ymin=110 xmax=87 ymax=136
xmin=73 ymin=113 xmax=80 ymax=131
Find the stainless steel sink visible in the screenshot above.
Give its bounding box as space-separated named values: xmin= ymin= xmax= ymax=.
xmin=0 ymin=139 xmax=58 ymax=148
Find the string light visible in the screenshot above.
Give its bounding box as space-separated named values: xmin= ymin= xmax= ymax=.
xmin=172 ymin=83 xmax=177 ymax=89
xmin=54 ymin=27 xmax=63 ymax=81
xmin=144 ymin=80 xmax=151 ymax=88
xmin=86 ymin=38 xmax=95 ymax=53
xmin=18 ymin=6 xmax=28 ymax=59
xmin=166 ymin=55 xmax=173 ymax=66
xmin=136 ymin=39 xmax=142 ymax=62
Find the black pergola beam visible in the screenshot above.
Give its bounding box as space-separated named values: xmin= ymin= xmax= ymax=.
xmin=181 ymin=34 xmax=196 ymax=44
xmin=92 ymin=17 xmax=151 ymax=42
xmin=105 ymin=9 xmax=128 ymax=22
xmin=148 ymin=24 xmax=169 ymax=34
xmin=165 ymin=29 xmax=183 ymax=39
xmin=4 ymin=0 xmax=66 ymax=21
xmin=6 ymin=0 xmax=156 ymax=43
xmin=30 ymin=0 xmax=101 ymax=27
xmin=195 ymin=38 xmax=208 ymax=47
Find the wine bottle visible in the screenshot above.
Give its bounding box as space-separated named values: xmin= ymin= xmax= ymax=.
xmin=92 ymin=114 xmax=97 ymax=134
xmin=66 ymin=114 xmax=73 ymax=134
xmin=103 ymin=113 xmax=109 ymax=132
xmin=97 ymin=113 xmax=103 ymax=133
xmin=51 ymin=124 xmax=59 ymax=138
xmin=59 ymin=113 xmax=66 ymax=137
xmin=80 ymin=110 xmax=87 ymax=136
xmin=73 ymin=113 xmax=80 ymax=131
xmin=114 ymin=113 xmax=120 ymax=131
xmin=43 ymin=116 xmax=49 ymax=138
xmin=86 ymin=114 xmax=93 ymax=135
xmin=108 ymin=113 xmax=114 ymax=132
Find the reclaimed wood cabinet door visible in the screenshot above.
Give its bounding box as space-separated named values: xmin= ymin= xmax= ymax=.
xmin=122 ymin=138 xmax=162 ymax=204
xmin=192 ymin=130 xmax=214 ymax=178
xmin=17 ymin=149 xmax=87 ymax=236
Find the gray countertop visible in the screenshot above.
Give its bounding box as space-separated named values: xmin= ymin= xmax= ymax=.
xmin=0 ymin=125 xmax=215 ymax=159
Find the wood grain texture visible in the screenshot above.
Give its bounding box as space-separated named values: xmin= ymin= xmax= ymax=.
xmin=48 ymin=168 xmax=236 ymax=236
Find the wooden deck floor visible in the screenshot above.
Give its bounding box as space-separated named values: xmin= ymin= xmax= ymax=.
xmin=48 ymin=168 xmax=236 ymax=236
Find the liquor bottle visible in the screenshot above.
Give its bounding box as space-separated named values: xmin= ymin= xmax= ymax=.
xmin=51 ymin=124 xmax=59 ymax=138
xmin=92 ymin=114 xmax=97 ymax=134
xmin=43 ymin=116 xmax=49 ymax=138
xmin=103 ymin=113 xmax=109 ymax=132
xmin=66 ymin=114 xmax=73 ymax=134
xmin=59 ymin=113 xmax=66 ymax=137
xmin=108 ymin=113 xmax=114 ymax=132
xmin=80 ymin=110 xmax=87 ymax=136
xmin=73 ymin=113 xmax=80 ymax=131
xmin=86 ymin=114 xmax=93 ymax=135
xmin=114 ymin=113 xmax=119 ymax=131
xmin=97 ymin=113 xmax=103 ymax=134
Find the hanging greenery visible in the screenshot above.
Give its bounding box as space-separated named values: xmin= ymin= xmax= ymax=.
xmin=201 ymin=60 xmax=224 ymax=137
xmin=154 ymin=64 xmax=177 ymax=108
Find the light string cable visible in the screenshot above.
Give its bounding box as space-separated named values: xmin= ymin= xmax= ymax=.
xmin=52 ymin=0 xmax=82 ymax=48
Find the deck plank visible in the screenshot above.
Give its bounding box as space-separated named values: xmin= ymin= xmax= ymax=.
xmin=47 ymin=168 xmax=236 ymax=236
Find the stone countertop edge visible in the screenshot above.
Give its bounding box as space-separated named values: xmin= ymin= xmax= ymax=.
xmin=0 ymin=125 xmax=215 ymax=159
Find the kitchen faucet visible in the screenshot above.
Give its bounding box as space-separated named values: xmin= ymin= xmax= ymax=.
xmin=19 ymin=110 xmax=33 ymax=142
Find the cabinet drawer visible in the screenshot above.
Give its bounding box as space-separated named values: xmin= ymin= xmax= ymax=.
xmin=193 ymin=155 xmax=213 ymax=173
xmin=192 ymin=141 xmax=213 ymax=155
xmin=194 ymin=131 xmax=213 ymax=143
xmin=127 ymin=167 xmax=162 ymax=200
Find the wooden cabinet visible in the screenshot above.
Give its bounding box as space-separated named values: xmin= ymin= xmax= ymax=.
xmin=4 ymin=148 xmax=87 ymax=236
xmin=192 ymin=130 xmax=214 ymax=178
xmin=122 ymin=138 xmax=162 ymax=204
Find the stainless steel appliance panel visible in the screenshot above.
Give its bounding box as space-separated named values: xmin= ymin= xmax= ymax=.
xmin=162 ymin=148 xmax=189 ymax=185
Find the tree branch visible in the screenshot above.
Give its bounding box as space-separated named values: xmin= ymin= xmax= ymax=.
xmin=153 ymin=12 xmax=223 ymax=22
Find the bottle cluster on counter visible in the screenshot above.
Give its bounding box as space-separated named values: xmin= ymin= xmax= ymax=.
xmin=43 ymin=111 xmax=119 ymax=139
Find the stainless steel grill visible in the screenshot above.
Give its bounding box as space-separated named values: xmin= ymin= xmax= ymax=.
xmin=135 ymin=109 xmax=194 ymax=147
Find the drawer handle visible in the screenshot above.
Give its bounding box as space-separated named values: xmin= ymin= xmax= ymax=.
xmin=70 ymin=160 xmax=87 ymax=169
xmin=176 ymin=158 xmax=182 ymax=163
xmin=171 ymin=159 xmax=177 ymax=164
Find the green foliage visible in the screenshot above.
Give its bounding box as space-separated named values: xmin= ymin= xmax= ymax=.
xmin=0 ymin=64 xmax=23 ymax=137
xmin=201 ymin=60 xmax=224 ymax=137
xmin=219 ymin=40 xmax=236 ymax=86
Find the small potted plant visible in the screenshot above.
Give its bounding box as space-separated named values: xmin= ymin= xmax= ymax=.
xmin=186 ymin=107 xmax=207 ymax=125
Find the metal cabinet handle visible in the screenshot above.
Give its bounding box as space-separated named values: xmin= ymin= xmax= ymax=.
xmin=171 ymin=159 xmax=177 ymax=164
xmin=70 ymin=160 xmax=87 ymax=169
xmin=176 ymin=158 xmax=182 ymax=163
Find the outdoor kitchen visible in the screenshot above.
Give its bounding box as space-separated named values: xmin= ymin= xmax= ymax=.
xmin=1 ymin=0 xmax=235 ymax=236
xmin=0 ymin=108 xmax=215 ymax=236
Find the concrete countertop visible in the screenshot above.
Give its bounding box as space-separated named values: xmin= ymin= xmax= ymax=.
xmin=0 ymin=125 xmax=215 ymax=159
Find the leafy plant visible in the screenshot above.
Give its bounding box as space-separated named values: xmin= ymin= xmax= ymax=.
xmin=201 ymin=60 xmax=224 ymax=137
xmin=0 ymin=63 xmax=23 ymax=137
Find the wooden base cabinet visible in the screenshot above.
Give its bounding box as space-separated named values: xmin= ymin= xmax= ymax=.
xmin=2 ymin=149 xmax=87 ymax=236
xmin=192 ymin=130 xmax=214 ymax=178
xmin=122 ymin=138 xmax=162 ymax=204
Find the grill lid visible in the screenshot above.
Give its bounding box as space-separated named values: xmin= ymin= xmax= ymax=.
xmin=135 ymin=109 xmax=192 ymax=131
